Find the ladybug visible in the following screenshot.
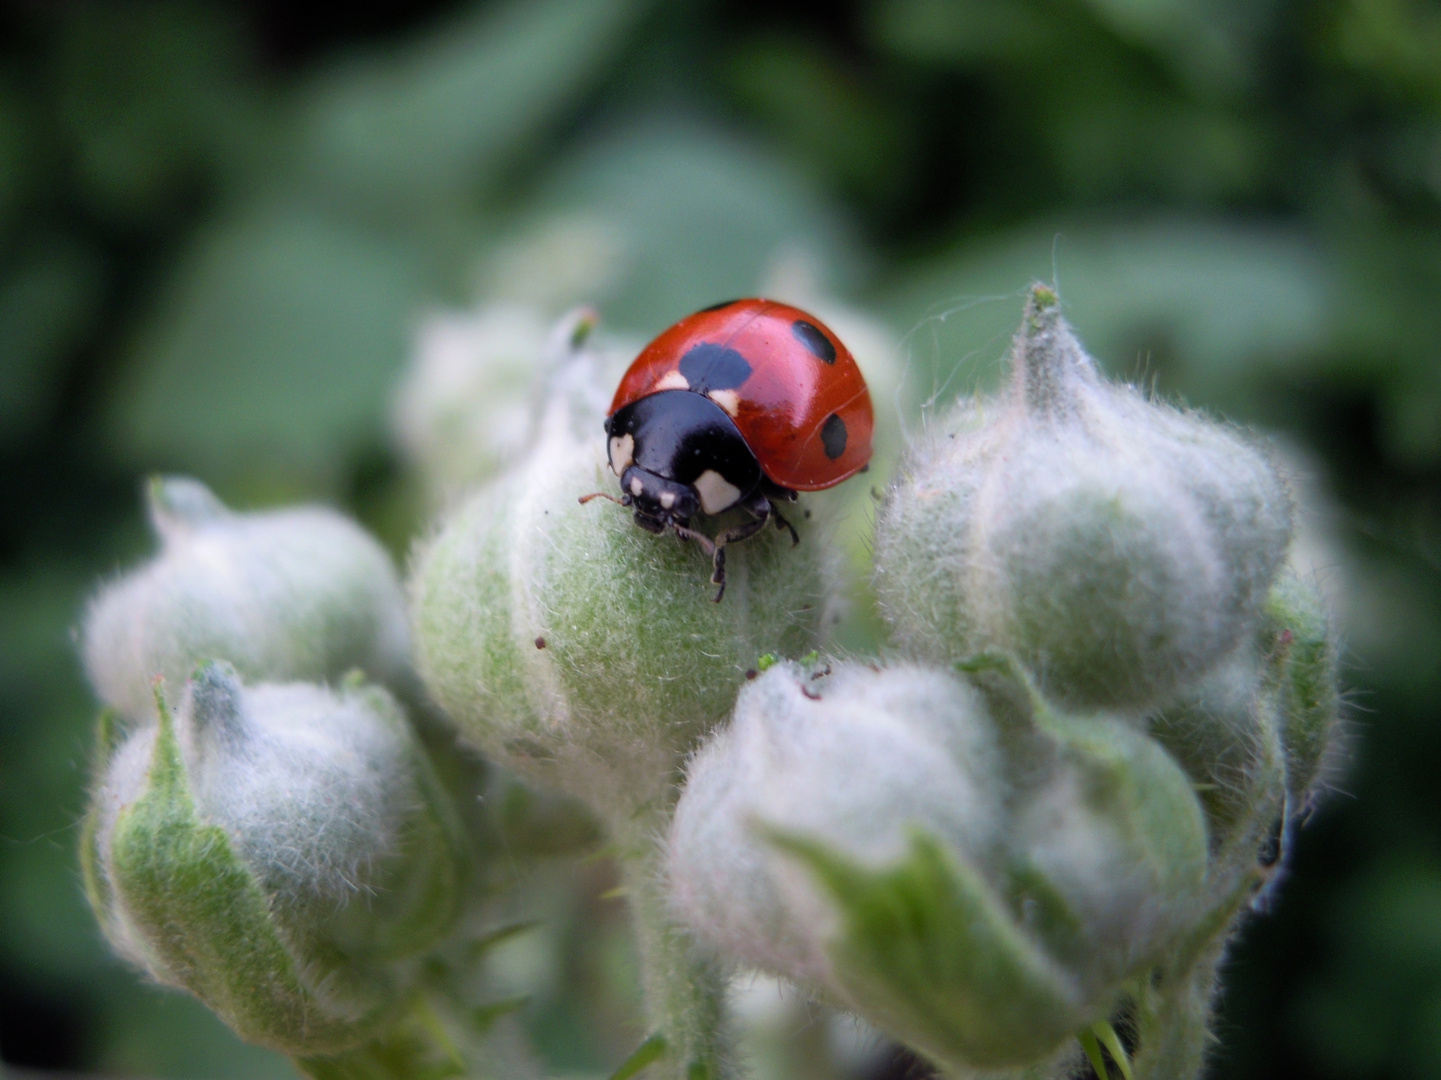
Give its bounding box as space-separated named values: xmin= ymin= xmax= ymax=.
xmin=582 ymin=298 xmax=873 ymax=601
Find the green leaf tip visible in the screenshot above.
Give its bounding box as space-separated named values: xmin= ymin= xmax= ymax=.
xmin=145 ymin=474 xmax=231 ymax=538
xmin=469 ymin=995 xmax=528 ymax=1034
xmin=1092 ymin=1020 xmax=1133 ymax=1080
xmin=461 ymin=920 xmax=540 ymax=963
xmin=608 ymin=1033 xmax=668 ymax=1080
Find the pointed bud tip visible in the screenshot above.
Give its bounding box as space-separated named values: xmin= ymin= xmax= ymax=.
xmin=1027 ymin=281 xmax=1060 ymax=313
xmin=1021 ymin=282 xmax=1063 ymax=338
xmin=1010 ymin=284 xmax=1094 ymax=416
xmin=145 ymin=476 xmax=230 ymax=540
xmin=185 ymin=661 xmax=247 ymax=741
xmin=566 ymin=306 xmax=599 ymax=350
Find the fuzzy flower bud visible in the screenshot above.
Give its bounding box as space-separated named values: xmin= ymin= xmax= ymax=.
xmin=79 ymin=663 xmax=468 ymax=1055
xmin=409 ymin=339 xmax=832 ymax=821
xmin=874 ymin=285 xmax=1293 ymax=711
xmin=82 ymin=478 xmax=413 ymax=726
xmin=1259 ymin=571 xmax=1341 ymax=811
xmin=666 ymin=660 xmax=1207 ymax=1072
xmin=390 ymin=303 xmax=552 ymax=504
xmin=1147 ymin=566 xmax=1341 ymax=911
xmin=1148 ymin=652 xmax=1285 ymax=898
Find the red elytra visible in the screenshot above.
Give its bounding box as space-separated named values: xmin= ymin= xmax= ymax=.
xmin=608 ymin=298 xmax=874 ymax=491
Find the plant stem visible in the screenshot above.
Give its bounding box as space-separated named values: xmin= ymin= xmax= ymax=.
xmin=614 ymin=810 xmax=733 ymax=1080
xmin=1131 ymin=942 xmax=1225 ymax=1080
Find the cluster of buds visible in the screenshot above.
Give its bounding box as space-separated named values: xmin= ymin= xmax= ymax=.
xmin=79 ymin=478 xmax=469 ymax=1065
xmin=77 ymin=284 xmax=1341 ymax=1080
xmin=663 ymin=286 xmax=1339 ymax=1078
xmin=668 ymin=659 xmax=1209 ymax=1071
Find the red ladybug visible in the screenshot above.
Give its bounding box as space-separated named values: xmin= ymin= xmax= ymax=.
xmin=584 ymin=298 xmax=873 ymax=601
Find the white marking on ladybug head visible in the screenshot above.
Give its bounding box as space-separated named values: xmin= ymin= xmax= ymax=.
xmin=694 ymin=470 xmax=741 ymax=515
xmin=659 ymin=490 xmax=676 ymax=509
xmin=708 ymin=388 xmax=740 ymax=417
xmin=608 ymin=433 xmax=634 ymax=477
xmin=630 ymin=476 xmax=644 ymax=497
xmin=655 ymin=370 xmax=690 ymax=392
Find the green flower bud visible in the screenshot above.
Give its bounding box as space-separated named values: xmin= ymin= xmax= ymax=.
xmin=666 ymin=661 xmax=1208 ymax=1072
xmin=1259 ymin=570 xmax=1342 ymax=810
xmin=391 ymin=302 xmax=552 ymax=504
xmin=80 ymin=663 xmax=467 ymax=1055
xmin=409 ymin=351 xmax=831 ymax=820
xmin=874 ymin=284 xmax=1293 ymax=711
xmin=391 ymin=304 xmax=647 ymax=510
xmin=1147 ymin=652 xmax=1285 ymax=882
xmin=83 ymin=478 xmax=413 ymax=725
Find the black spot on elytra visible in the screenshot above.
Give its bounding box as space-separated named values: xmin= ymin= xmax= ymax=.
xmin=792 ymin=319 xmax=836 ymax=364
xmin=820 ymin=413 xmax=847 ymax=459
xmin=698 ymin=298 xmax=741 ymax=312
xmin=679 ymin=343 xmax=753 ymax=392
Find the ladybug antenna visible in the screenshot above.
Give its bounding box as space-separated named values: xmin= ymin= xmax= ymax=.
xmin=578 ymin=492 xmax=628 ymax=507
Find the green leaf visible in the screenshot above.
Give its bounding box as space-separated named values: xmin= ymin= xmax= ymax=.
xmin=768 ymin=827 xmax=1091 ymax=1070
xmin=469 ymin=995 xmax=528 ymax=1034
xmin=108 ymin=202 xmax=428 ymax=484
xmin=725 ymin=34 xmax=915 ymax=203
xmin=460 ymin=921 xmax=540 ymax=964
xmin=0 ymin=237 xmax=106 ymax=446
xmin=608 ymin=1033 xmax=668 ymax=1080
xmin=52 ymin=1 xmax=260 ymax=224
xmin=78 ymin=708 xmax=124 ymax=937
xmin=1078 ymin=1025 xmax=1111 ymax=1080
xmin=521 ymin=117 xmax=854 ymax=331
xmin=1093 ymin=1019 xmax=1134 ymax=1080
xmin=294 ymin=0 xmax=649 ymax=209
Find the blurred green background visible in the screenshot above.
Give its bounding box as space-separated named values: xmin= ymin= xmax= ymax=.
xmin=1 ymin=1 xmax=1439 ymax=1077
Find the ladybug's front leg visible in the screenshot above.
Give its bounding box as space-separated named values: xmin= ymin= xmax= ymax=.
xmin=707 ymin=495 xmax=775 ymax=602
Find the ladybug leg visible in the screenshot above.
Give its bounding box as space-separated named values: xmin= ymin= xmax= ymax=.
xmin=711 ymin=547 xmax=727 ymax=603
xmin=708 ymin=513 xmax=769 ymax=602
xmin=770 ymin=505 xmax=799 ymax=546
xmin=757 ymin=482 xmax=799 ymax=545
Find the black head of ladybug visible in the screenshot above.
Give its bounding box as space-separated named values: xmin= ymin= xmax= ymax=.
xmin=604 ymin=390 xmax=762 ymax=533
